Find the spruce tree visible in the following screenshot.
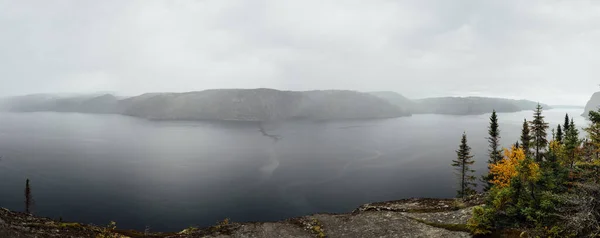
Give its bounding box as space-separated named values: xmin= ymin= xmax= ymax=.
xmin=483 ymin=110 xmax=501 ymax=191
xmin=25 ymin=179 xmax=33 ymax=214
xmin=556 ymin=124 xmax=563 ymax=143
xmin=487 ymin=110 xmax=502 ymax=164
xmin=564 ymin=118 xmax=580 ymax=168
xmin=590 ymin=110 xmax=600 ymax=123
xmin=521 ymin=119 xmax=532 ymax=157
xmin=530 ymin=104 xmax=549 ymax=162
xmin=584 ymin=110 xmax=600 ymax=160
xmin=514 ymin=141 xmax=520 ymax=149
xmin=452 ymin=132 xmax=477 ymax=198
xmin=542 ymin=144 xmax=569 ymax=193
xmin=564 ymin=114 xmax=570 ymax=133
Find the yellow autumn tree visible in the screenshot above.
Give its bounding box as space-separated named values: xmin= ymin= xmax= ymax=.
xmin=550 ymin=139 xmax=583 ymax=167
xmin=489 ymin=146 xmax=540 ymax=188
xmin=489 ymin=147 xmax=523 ymax=188
xmin=549 ymin=140 xmax=564 ymax=155
xmin=549 ymin=140 xmax=568 ymax=164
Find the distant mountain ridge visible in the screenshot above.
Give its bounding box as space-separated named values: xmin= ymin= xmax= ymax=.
xmin=1 ymin=89 xmax=551 ymax=120
xmin=1 ymin=94 xmax=119 ymax=114
xmin=370 ymin=91 xmax=550 ymax=115
xmin=1 ymin=89 xmax=409 ymax=121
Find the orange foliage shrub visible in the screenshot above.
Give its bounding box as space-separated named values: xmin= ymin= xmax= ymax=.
xmin=489 ymin=146 xmax=540 ymax=188
xmin=489 ymin=147 xmax=523 ymax=187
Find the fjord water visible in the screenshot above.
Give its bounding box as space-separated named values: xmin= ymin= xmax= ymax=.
xmin=0 ymin=109 xmax=586 ymax=231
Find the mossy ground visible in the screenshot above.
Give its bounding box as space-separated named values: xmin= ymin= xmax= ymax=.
xmin=408 ymin=217 xmax=471 ymax=232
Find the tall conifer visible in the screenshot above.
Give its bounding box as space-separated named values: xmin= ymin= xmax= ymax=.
xmin=556 ymin=124 xmax=563 ymax=143
xmin=530 ymin=104 xmax=549 ymax=162
xmin=452 ymin=132 xmax=477 ymax=198
xmin=564 ymin=114 xmax=570 ymax=133
xmin=564 ymin=118 xmax=580 ymax=168
xmin=584 ymin=110 xmax=600 ymax=160
xmin=483 ymin=110 xmax=501 ymax=191
xmin=521 ymin=119 xmax=532 ymax=157
xmin=487 ymin=110 xmax=502 ymax=164
xmin=25 ymin=179 xmax=33 ymax=214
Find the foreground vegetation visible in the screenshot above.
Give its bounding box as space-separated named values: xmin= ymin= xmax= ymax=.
xmin=455 ymin=105 xmax=600 ymax=237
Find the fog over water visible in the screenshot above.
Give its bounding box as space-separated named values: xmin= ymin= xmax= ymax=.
xmin=2 ymin=1 xmax=600 ymax=105
xmin=0 ymin=109 xmax=585 ymax=231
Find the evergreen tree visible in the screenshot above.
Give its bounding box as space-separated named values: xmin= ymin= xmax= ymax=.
xmin=520 ymin=119 xmax=532 ymax=157
xmin=487 ymin=110 xmax=502 ymax=164
xmin=584 ymin=109 xmax=600 ymax=161
xmin=483 ymin=110 xmax=502 ymax=191
xmin=452 ymin=132 xmax=477 ymax=198
xmin=556 ymin=124 xmax=563 ymax=144
xmin=590 ymin=109 xmax=600 ymax=123
xmin=514 ymin=141 xmax=520 ymax=149
xmin=563 ymin=114 xmax=570 ymax=133
xmin=25 ymin=179 xmax=33 ymax=214
xmin=530 ymin=104 xmax=549 ymax=162
xmin=564 ymin=118 xmax=580 ymax=168
xmin=543 ymin=141 xmax=569 ymax=193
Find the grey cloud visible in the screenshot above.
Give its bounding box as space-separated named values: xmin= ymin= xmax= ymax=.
xmin=1 ymin=0 xmax=600 ymax=105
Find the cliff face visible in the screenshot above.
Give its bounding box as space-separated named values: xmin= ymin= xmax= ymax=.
xmin=2 ymin=89 xmax=410 ymax=121
xmin=583 ymin=92 xmax=600 ymax=117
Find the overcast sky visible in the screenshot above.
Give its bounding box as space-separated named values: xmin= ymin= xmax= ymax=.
xmin=1 ymin=0 xmax=599 ymax=105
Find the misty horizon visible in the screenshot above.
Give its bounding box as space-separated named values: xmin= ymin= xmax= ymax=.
xmin=1 ymin=88 xmax=588 ymax=106
xmin=2 ymin=1 xmax=600 ymax=105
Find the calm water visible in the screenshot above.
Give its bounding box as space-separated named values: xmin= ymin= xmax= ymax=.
xmin=0 ymin=109 xmax=586 ymax=231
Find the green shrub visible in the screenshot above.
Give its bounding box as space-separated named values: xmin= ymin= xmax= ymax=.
xmin=467 ymin=206 xmax=494 ymax=235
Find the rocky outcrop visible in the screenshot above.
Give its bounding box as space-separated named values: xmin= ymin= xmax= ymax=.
xmin=583 ymin=92 xmax=600 ymax=118
xmin=0 ymin=196 xmax=483 ymax=238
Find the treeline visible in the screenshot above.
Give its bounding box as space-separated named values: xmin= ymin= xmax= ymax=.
xmin=452 ymin=105 xmax=600 ymax=236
